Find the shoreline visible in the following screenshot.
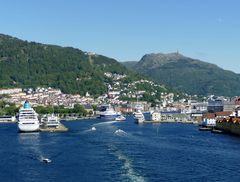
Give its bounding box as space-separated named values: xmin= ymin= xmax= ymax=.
xmin=143 ymin=120 xmax=198 ymax=124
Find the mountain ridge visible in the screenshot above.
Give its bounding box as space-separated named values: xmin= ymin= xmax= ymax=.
xmin=0 ymin=33 xmax=137 ymax=96
xmin=123 ymin=52 xmax=240 ymax=96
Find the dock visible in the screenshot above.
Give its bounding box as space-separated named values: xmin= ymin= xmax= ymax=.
xmin=142 ymin=120 xmax=197 ymax=124
xmin=39 ymin=123 xmax=69 ymax=132
xmin=143 ymin=120 xmax=161 ymax=124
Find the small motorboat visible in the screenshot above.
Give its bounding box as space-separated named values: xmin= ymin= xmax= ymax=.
xmin=115 ymin=115 xmax=126 ymax=121
xmin=42 ymin=158 xmax=52 ymax=163
xmin=115 ymin=129 xmax=125 ymax=134
xmin=91 ymin=127 xmax=96 ymax=131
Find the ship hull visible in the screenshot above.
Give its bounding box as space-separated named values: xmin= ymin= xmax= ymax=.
xmin=99 ymin=114 xmax=120 ymax=118
xmin=134 ymin=118 xmax=145 ymax=124
xmin=18 ymin=123 xmax=40 ymax=132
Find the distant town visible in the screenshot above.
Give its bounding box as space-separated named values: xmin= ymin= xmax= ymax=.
xmin=1 ymin=72 xmax=240 ymax=124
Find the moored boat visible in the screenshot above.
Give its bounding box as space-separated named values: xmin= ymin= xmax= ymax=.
xmin=17 ymin=101 xmax=40 ymax=132
xmin=133 ymin=110 xmax=145 ymax=124
xmin=41 ymin=114 xmax=60 ymax=128
xmin=99 ymin=105 xmax=120 ymax=118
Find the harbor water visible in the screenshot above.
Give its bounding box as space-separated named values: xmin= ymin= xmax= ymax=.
xmin=1 ymin=117 xmax=240 ymax=182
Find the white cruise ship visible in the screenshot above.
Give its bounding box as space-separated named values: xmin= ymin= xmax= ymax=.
xmin=17 ymin=101 xmax=40 ymax=132
xmin=133 ymin=110 xmax=145 ymax=124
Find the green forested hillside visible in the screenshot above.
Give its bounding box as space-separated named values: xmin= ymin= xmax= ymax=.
xmin=0 ymin=34 xmax=138 ymax=96
xmin=121 ymin=61 xmax=138 ymax=70
xmin=126 ymin=52 xmax=240 ymax=96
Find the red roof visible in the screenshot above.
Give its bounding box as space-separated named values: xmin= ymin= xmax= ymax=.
xmin=215 ymin=111 xmax=232 ymax=117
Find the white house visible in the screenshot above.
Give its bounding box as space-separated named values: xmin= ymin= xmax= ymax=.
xmin=151 ymin=111 xmax=161 ymax=121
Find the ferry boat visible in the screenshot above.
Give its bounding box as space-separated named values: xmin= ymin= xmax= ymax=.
xmin=99 ymin=105 xmax=120 ymax=118
xmin=41 ymin=114 xmax=60 ymax=128
xmin=17 ymin=101 xmax=40 ymax=132
xmin=133 ymin=110 xmax=145 ymax=124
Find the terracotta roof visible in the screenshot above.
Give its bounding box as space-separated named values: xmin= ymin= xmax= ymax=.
xmin=206 ymin=113 xmax=215 ymax=119
xmin=215 ymin=111 xmax=232 ymax=117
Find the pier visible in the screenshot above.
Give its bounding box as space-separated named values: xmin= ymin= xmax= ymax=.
xmin=39 ymin=123 xmax=69 ymax=132
xmin=142 ymin=120 xmax=197 ymax=124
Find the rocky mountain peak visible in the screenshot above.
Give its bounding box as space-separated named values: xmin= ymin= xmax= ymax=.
xmin=137 ymin=52 xmax=187 ymax=69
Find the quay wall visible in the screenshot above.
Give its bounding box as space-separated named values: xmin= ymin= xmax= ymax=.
xmin=216 ymin=118 xmax=240 ymax=136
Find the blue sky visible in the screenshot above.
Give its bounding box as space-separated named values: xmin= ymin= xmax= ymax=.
xmin=0 ymin=0 xmax=240 ymax=72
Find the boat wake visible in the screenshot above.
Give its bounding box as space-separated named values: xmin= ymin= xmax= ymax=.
xmin=18 ymin=132 xmax=53 ymax=163
xmin=93 ymin=120 xmax=119 ymax=126
xmin=114 ymin=129 xmax=127 ymax=136
xmin=82 ymin=126 xmax=97 ymax=133
xmin=108 ymin=145 xmax=147 ymax=182
xmin=39 ymin=155 xmax=51 ymax=163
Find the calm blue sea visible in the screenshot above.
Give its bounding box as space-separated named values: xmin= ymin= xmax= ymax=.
xmin=1 ymin=117 xmax=240 ymax=182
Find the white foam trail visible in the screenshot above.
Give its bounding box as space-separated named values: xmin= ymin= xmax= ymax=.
xmin=118 ymin=152 xmax=146 ymax=182
xmin=93 ymin=120 xmax=118 ymax=126
xmin=18 ymin=133 xmax=49 ymax=162
xmin=114 ymin=129 xmax=127 ymax=136
xmin=80 ymin=126 xmax=97 ymax=134
xmin=109 ymin=145 xmax=147 ymax=182
xmin=39 ymin=155 xmax=45 ymax=161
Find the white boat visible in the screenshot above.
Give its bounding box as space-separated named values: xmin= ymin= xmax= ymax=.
xmin=133 ymin=110 xmax=145 ymax=124
xmin=17 ymin=101 xmax=40 ymax=132
xmin=114 ymin=129 xmax=125 ymax=134
xmin=42 ymin=158 xmax=51 ymax=163
xmin=99 ymin=105 xmax=120 ymax=118
xmin=41 ymin=114 xmax=60 ymax=128
xmin=115 ymin=115 xmax=126 ymax=121
xmin=91 ymin=126 xmax=96 ymax=131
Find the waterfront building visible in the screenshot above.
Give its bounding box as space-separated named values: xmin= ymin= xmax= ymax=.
xmin=202 ymin=113 xmax=216 ymax=127
xmin=0 ymin=116 xmax=16 ymax=122
xmin=207 ymin=98 xmax=224 ymax=113
xmin=202 ymin=111 xmax=232 ymax=127
xmin=223 ymin=100 xmax=235 ymax=112
xmin=151 ymin=111 xmax=161 ymax=121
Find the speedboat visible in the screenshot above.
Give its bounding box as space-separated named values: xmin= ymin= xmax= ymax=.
xmin=115 ymin=115 xmax=126 ymax=121
xmin=115 ymin=129 xmax=125 ymax=134
xmin=91 ymin=127 xmax=96 ymax=131
xmin=42 ymin=158 xmax=51 ymax=163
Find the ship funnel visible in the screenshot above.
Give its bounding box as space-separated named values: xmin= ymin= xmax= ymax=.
xmin=23 ymin=101 xmax=31 ymax=109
